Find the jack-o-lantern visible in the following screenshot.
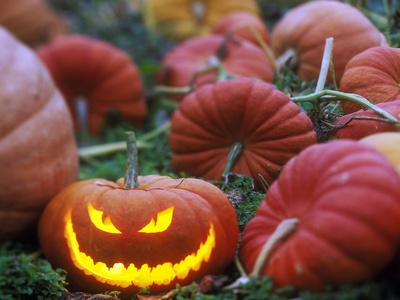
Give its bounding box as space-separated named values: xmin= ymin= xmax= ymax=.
xmin=38 ymin=175 xmax=239 ymax=298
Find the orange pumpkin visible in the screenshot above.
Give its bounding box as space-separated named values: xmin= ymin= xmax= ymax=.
xmin=239 ymin=140 xmax=400 ymax=291
xmin=270 ymin=0 xmax=387 ymax=84
xmin=0 ymin=0 xmax=66 ymax=46
xmin=157 ymin=34 xmax=275 ymax=102
xmin=212 ymin=11 xmax=270 ymax=47
xmin=0 ymin=26 xmax=78 ymax=242
xmin=169 ymin=77 xmax=316 ymax=187
xmin=340 ymin=46 xmax=400 ymax=114
xmin=38 ymin=175 xmax=239 ymax=297
xmin=36 ymin=34 xmax=147 ymax=135
xmin=329 ymin=100 xmax=400 ymax=140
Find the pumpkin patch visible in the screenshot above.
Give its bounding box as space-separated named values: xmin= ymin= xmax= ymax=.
xmin=3 ymin=0 xmax=400 ymax=299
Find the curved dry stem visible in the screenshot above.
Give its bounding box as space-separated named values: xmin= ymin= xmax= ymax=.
xmin=250 ymin=218 xmax=299 ymax=278
xmin=222 ymin=142 xmax=244 ymax=177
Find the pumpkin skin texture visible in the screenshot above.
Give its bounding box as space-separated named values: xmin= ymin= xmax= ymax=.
xmin=270 ymin=0 xmax=387 ymax=84
xmin=38 ymin=175 xmax=239 ymax=298
xmin=169 ymin=77 xmax=317 ymax=187
xmin=143 ymin=0 xmax=260 ymax=40
xmin=0 ymin=0 xmax=66 ymax=46
xmin=36 ymin=34 xmax=147 ymax=135
xmin=239 ymin=140 xmax=400 ymax=292
xmin=359 ymin=132 xmax=400 ymax=176
xmin=329 ymin=100 xmax=400 ymax=140
xmin=340 ymin=46 xmax=400 ymax=114
xmin=0 ymin=27 xmax=78 ymax=241
xmin=212 ymin=12 xmax=270 ymax=47
xmin=157 ymin=35 xmax=276 ymax=102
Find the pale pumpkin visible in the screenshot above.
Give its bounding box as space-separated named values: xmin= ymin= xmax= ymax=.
xmin=0 ymin=26 xmax=78 ymax=242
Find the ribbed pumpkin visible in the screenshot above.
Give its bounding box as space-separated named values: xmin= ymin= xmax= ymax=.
xmin=143 ymin=0 xmax=260 ymax=40
xmin=340 ymin=46 xmax=400 ymax=114
xmin=157 ymin=34 xmax=275 ymax=102
xmin=38 ymin=175 xmax=239 ymax=298
xmin=212 ymin=11 xmax=270 ymax=46
xmin=36 ymin=34 xmax=147 ymax=135
xmin=239 ymin=140 xmax=400 ymax=291
xmin=270 ymin=0 xmax=387 ymax=84
xmin=329 ymin=100 xmax=400 ymax=140
xmin=0 ymin=0 xmax=66 ymax=46
xmin=169 ymin=77 xmax=316 ymax=187
xmin=0 ymin=26 xmax=78 ymax=242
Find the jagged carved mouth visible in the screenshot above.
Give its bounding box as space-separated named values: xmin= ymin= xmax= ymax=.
xmin=64 ymin=210 xmax=216 ymax=288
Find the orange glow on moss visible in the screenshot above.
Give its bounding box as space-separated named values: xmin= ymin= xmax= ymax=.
xmin=64 ymin=210 xmax=216 ymax=288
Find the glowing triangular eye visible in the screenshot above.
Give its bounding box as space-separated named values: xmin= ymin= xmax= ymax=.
xmin=138 ymin=207 xmax=174 ymax=233
xmin=87 ymin=203 xmax=122 ymax=234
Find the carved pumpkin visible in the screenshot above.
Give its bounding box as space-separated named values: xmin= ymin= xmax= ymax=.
xmin=239 ymin=140 xmax=400 ymax=291
xmin=329 ymin=100 xmax=400 ymax=140
xmin=157 ymin=34 xmax=275 ymax=102
xmin=169 ymin=77 xmax=316 ymax=187
xmin=340 ymin=46 xmax=400 ymax=114
xmin=0 ymin=26 xmax=78 ymax=241
xmin=36 ymin=34 xmax=147 ymax=135
xmin=270 ymin=0 xmax=387 ymax=84
xmin=0 ymin=0 xmax=66 ymax=46
xmin=143 ymin=0 xmax=260 ymax=40
xmin=38 ymin=175 xmax=239 ymax=297
xmin=212 ymin=11 xmax=270 ymax=47
xmin=359 ymin=132 xmax=400 ymax=176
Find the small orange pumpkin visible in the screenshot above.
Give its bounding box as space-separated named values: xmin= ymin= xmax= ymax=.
xmin=340 ymin=46 xmax=400 ymax=114
xmin=0 ymin=0 xmax=66 ymax=46
xmin=212 ymin=11 xmax=270 ymax=47
xmin=157 ymin=34 xmax=275 ymax=102
xmin=169 ymin=77 xmax=316 ymax=187
xmin=329 ymin=100 xmax=400 ymax=140
xmin=0 ymin=26 xmax=78 ymax=242
xmin=36 ymin=34 xmax=147 ymax=135
xmin=270 ymin=0 xmax=387 ymax=84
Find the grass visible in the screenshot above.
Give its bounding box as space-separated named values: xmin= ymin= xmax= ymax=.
xmin=2 ymin=0 xmax=400 ymax=299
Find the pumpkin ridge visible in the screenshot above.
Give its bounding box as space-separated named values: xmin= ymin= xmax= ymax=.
xmin=301 ymin=219 xmax=388 ymax=274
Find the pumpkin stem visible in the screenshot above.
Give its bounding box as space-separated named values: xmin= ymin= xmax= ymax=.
xmin=124 ymin=131 xmax=139 ymax=189
xmin=276 ymin=48 xmax=298 ymax=73
xmin=222 ymin=142 xmax=244 ymax=178
xmin=315 ymin=37 xmax=335 ymax=93
xmin=291 ymin=90 xmax=400 ymax=126
xmin=250 ymin=218 xmax=299 ymax=278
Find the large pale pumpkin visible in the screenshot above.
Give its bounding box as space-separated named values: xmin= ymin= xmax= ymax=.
xmin=143 ymin=0 xmax=260 ymax=40
xmin=239 ymin=140 xmax=400 ymax=291
xmin=36 ymin=34 xmax=147 ymax=135
xmin=0 ymin=26 xmax=78 ymax=241
xmin=169 ymin=77 xmax=316 ymax=187
xmin=270 ymin=0 xmax=387 ymax=84
xmin=329 ymin=100 xmax=400 ymax=140
xmin=340 ymin=46 xmax=400 ymax=114
xmin=0 ymin=0 xmax=66 ymax=46
xmin=157 ymin=34 xmax=276 ymax=102
xmin=38 ymin=175 xmax=239 ymax=298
